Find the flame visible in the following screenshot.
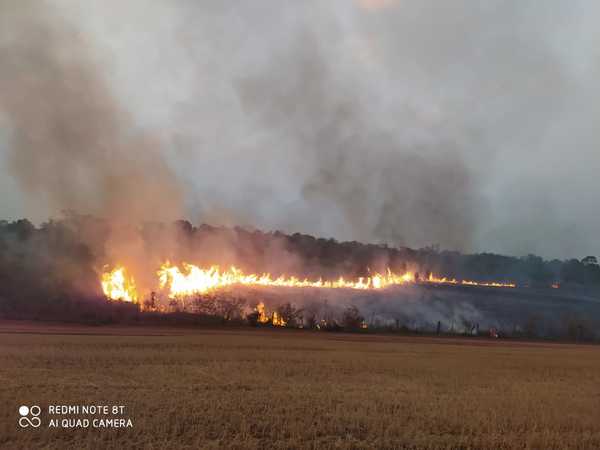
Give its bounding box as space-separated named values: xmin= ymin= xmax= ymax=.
xmin=255 ymin=301 xmax=286 ymax=326
xmin=157 ymin=263 xmax=417 ymax=298
xmin=101 ymin=262 xmax=516 ymax=302
xmin=427 ymin=273 xmax=515 ymax=288
xmin=272 ymin=311 xmax=286 ymax=327
xmin=101 ymin=267 xmax=138 ymax=303
xmin=256 ymin=301 xmax=269 ymax=323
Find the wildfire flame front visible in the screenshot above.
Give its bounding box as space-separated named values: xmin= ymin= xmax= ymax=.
xmin=100 ymin=262 xmax=515 ymax=304
xmin=101 ymin=267 xmax=138 ymax=303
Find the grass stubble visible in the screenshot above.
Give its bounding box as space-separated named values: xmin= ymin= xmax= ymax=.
xmin=1 ymin=324 xmax=599 ymax=449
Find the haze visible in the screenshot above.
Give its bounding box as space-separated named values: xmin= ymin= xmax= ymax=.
xmin=1 ymin=0 xmax=598 ymax=259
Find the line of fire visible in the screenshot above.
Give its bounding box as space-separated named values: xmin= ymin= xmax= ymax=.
xmin=101 ymin=263 xmax=518 ymax=327
xmin=3 ymin=218 xmax=595 ymax=339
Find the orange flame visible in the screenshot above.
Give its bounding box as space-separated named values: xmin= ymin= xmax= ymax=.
xmin=157 ymin=263 xmax=416 ymax=298
xmin=427 ymin=273 xmax=516 ymax=288
xmin=256 ymin=301 xmax=269 ymax=323
xmin=100 ymin=263 xmax=516 ymax=302
xmin=253 ymin=301 xmax=287 ymax=327
xmin=101 ymin=267 xmax=138 ymax=303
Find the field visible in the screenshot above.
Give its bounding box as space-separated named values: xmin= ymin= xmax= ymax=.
xmin=1 ymin=322 xmax=600 ymax=449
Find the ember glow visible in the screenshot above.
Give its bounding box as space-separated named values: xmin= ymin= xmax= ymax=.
xmin=101 ymin=262 xmax=515 ymax=303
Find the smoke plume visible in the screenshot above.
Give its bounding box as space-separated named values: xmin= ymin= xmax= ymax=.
xmin=1 ymin=1 xmax=600 ymax=259
xmin=0 ymin=1 xmax=182 ymax=222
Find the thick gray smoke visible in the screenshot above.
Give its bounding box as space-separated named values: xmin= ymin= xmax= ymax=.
xmin=236 ymin=31 xmax=476 ymax=250
xmin=0 ymin=1 xmax=183 ymax=222
xmin=1 ymin=1 xmax=600 ymax=258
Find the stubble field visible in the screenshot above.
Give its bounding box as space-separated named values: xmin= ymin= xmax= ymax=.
xmin=1 ymin=321 xmax=599 ymax=449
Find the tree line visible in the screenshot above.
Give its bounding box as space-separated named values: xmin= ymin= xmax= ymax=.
xmin=1 ymin=216 xmax=599 ymax=323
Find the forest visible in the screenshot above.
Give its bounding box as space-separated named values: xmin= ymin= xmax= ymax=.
xmin=1 ymin=215 xmax=599 ymax=325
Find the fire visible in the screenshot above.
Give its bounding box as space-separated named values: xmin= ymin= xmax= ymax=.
xmin=427 ymin=273 xmax=516 ymax=288
xmin=254 ymin=301 xmax=286 ymax=326
xmin=157 ymin=263 xmax=416 ymax=298
xmin=101 ymin=263 xmax=516 ymax=302
xmin=101 ymin=267 xmax=138 ymax=303
xmin=272 ymin=311 xmax=286 ymax=327
xmin=256 ymin=302 xmax=269 ymax=323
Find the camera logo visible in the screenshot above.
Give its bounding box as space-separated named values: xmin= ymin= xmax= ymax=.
xmin=18 ymin=405 xmax=41 ymax=428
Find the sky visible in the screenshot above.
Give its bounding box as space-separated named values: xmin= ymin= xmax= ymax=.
xmin=0 ymin=0 xmax=599 ymax=259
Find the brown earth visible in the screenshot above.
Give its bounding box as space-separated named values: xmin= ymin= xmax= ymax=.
xmin=1 ymin=321 xmax=599 ymax=449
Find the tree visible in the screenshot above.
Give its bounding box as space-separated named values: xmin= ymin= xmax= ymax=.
xmin=215 ymin=296 xmax=246 ymax=322
xmin=246 ymin=311 xmax=260 ymax=327
xmin=522 ymin=254 xmax=553 ymax=286
xmin=342 ymin=305 xmax=365 ymax=330
xmin=561 ymin=259 xmax=585 ymax=284
xmin=276 ymin=302 xmax=303 ymax=328
xmin=302 ymin=302 xmax=321 ymax=329
xmin=581 ymin=256 xmax=598 ymax=266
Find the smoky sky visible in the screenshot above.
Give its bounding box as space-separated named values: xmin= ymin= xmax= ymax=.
xmin=0 ymin=1 xmax=183 ymax=222
xmin=1 ymin=0 xmax=599 ymax=259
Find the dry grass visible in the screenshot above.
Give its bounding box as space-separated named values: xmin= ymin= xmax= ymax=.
xmin=1 ymin=323 xmax=600 ymax=449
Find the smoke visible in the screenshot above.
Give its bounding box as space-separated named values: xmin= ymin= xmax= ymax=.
xmin=236 ymin=31 xmax=477 ymax=250
xmin=253 ymin=285 xmax=487 ymax=332
xmin=1 ymin=1 xmax=600 ymax=258
xmin=0 ymin=1 xmax=183 ymax=222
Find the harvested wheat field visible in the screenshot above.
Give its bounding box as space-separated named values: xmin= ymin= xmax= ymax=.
xmin=1 ymin=322 xmax=600 ymax=450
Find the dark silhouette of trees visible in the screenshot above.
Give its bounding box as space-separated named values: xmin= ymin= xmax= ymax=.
xmin=560 ymin=257 xmax=600 ymax=285
xmin=1 ymin=216 xmax=600 ymax=325
xmin=342 ymin=305 xmax=365 ymax=330
xmin=582 ymin=256 xmax=598 ymax=266
xmin=276 ymin=302 xmax=303 ymax=327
